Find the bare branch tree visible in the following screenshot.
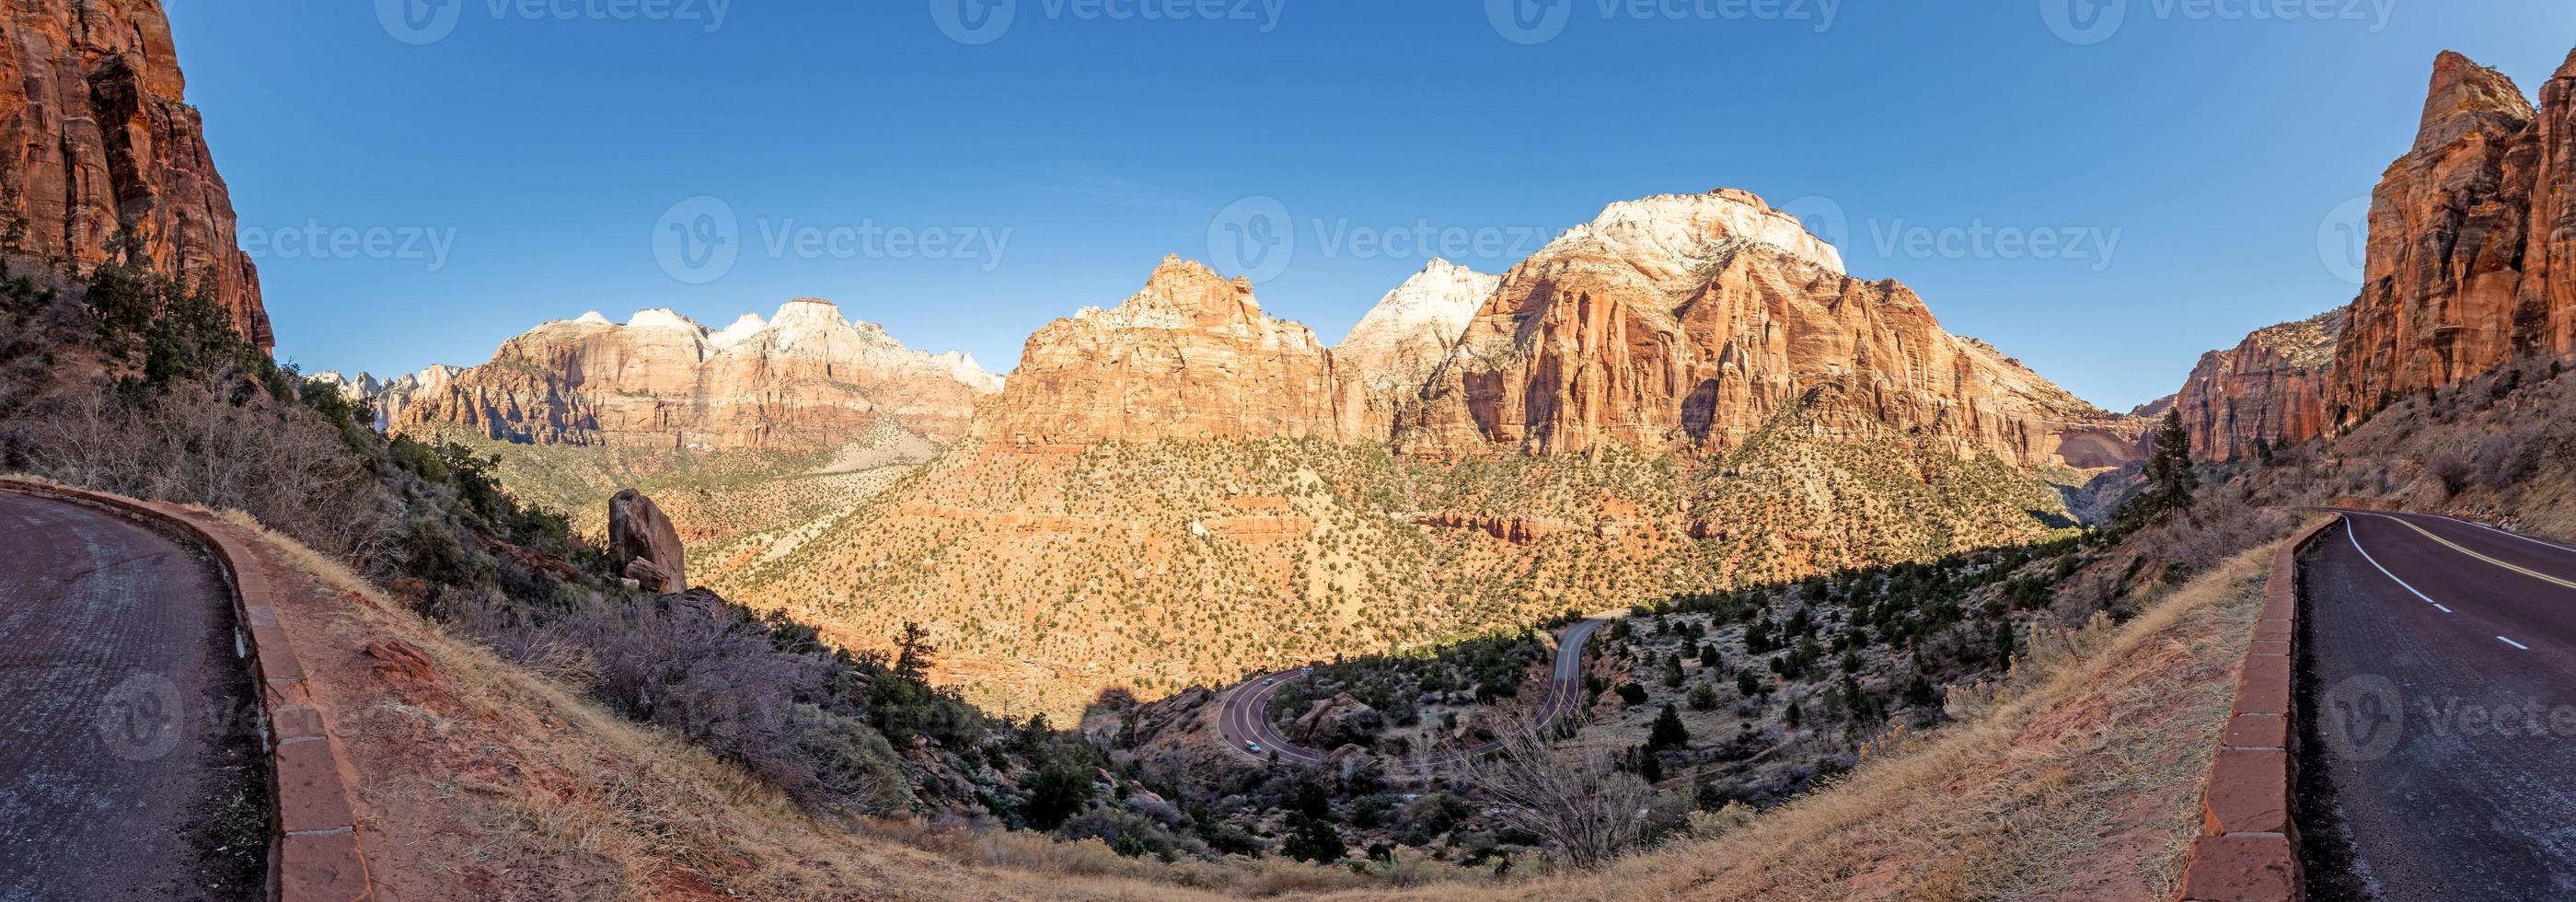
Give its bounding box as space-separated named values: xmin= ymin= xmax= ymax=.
xmin=1468 ymin=733 xmax=1656 ymax=869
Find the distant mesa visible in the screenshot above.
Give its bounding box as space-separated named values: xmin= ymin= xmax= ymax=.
xmin=394 ymin=297 xmax=1000 ymax=449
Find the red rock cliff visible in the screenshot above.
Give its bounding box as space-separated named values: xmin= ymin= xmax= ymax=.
xmin=0 ymin=0 xmax=267 ymax=348
xmin=974 ymin=257 xmax=1345 ymax=449
xmin=1396 ymin=191 xmax=2143 ymax=468
xmin=2175 ymin=310 xmax=2344 ymax=461
xmin=2329 ymin=50 xmax=2576 ymax=421
xmin=399 ymin=301 xmax=999 ymax=449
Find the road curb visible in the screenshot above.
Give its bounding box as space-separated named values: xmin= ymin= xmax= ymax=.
xmin=2178 ymin=517 xmax=2332 ymax=902
xmin=0 ymin=478 xmax=375 ymax=902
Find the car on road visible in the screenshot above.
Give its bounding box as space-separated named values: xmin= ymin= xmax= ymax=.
xmin=1244 ymin=741 xmax=1262 ymax=753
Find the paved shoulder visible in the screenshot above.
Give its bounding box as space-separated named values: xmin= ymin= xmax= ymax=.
xmin=0 ymin=491 xmax=266 ymax=900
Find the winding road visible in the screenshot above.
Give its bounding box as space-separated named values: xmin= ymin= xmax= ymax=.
xmin=0 ymin=490 xmax=262 ymax=900
xmin=1219 ymin=618 xmax=1604 ymax=769
xmin=2304 ymin=510 xmax=2576 ymax=898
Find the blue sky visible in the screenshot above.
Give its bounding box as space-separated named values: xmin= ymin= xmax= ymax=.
xmin=168 ymin=1 xmax=2576 ymax=411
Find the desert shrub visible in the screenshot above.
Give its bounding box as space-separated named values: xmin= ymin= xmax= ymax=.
xmin=1059 ymin=807 xmax=1197 ymax=861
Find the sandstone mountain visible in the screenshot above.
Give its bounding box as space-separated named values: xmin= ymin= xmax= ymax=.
xmin=0 ymin=0 xmax=267 ymax=349
xmin=1396 ymin=190 xmax=2146 ymax=468
xmin=2170 ymin=310 xmax=2344 ymax=462
xmin=1331 ymin=259 xmax=1500 ymax=436
xmin=971 ymin=257 xmax=1345 ymax=449
xmin=312 ymin=364 xmax=456 ymax=431
xmin=397 ymin=299 xmax=999 ymax=449
xmin=2329 ymin=50 xmax=2576 ymax=422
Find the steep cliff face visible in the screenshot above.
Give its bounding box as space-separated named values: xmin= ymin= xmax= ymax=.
xmin=2329 ymin=50 xmax=2576 ymax=422
xmin=2173 ymin=311 xmax=2345 ymax=462
xmin=1331 ymin=259 xmax=1498 ymax=439
xmin=398 ymin=300 xmax=999 ymax=449
xmin=1399 ymin=191 xmax=2142 ymax=468
xmin=0 ymin=0 xmax=266 ymax=348
xmin=972 ymin=257 xmax=1344 ymax=449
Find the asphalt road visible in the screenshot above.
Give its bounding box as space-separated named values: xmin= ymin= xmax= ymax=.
xmin=0 ymin=491 xmax=264 ymax=900
xmin=1219 ymin=619 xmax=1604 ymax=769
xmin=2304 ymin=510 xmax=2576 ymax=899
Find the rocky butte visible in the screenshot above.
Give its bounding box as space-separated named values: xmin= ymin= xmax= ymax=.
xmin=1397 ymin=190 xmax=2145 ymax=467
xmin=972 ymin=257 xmax=1346 ymax=450
xmin=397 ymin=299 xmax=1000 ymax=449
xmin=0 ymin=0 xmax=268 ymax=349
xmin=2169 ymin=311 xmax=2344 ymax=462
xmin=2329 ymin=49 xmax=2576 ymax=422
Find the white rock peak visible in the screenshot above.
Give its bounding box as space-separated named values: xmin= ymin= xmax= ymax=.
xmin=573 ymin=311 xmax=613 ymax=325
xmin=1545 ymin=189 xmax=1846 ymax=277
xmin=627 ymin=308 xmax=703 ymax=331
xmin=1339 ymin=258 xmax=1500 ymax=349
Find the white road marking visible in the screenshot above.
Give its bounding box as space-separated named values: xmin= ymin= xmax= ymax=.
xmin=2501 ymin=636 xmax=2531 ymax=650
xmin=2347 ymin=517 xmax=2447 ymax=607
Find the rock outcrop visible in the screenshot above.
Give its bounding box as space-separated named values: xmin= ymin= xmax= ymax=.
xmin=1288 ymin=692 xmax=1384 ymax=750
xmin=2173 ymin=311 xmax=2345 ymax=461
xmin=0 ymin=0 xmax=267 ymax=349
xmin=397 ymin=300 xmax=999 ymax=448
xmin=608 ymin=489 xmax=686 ymax=593
xmin=1332 ymin=259 xmax=1499 ymax=437
xmin=310 ymin=364 xmax=456 ymax=431
xmin=973 ymin=257 xmax=1343 ymax=449
xmin=1398 ymin=190 xmax=2143 ymax=468
xmin=2329 ymin=50 xmax=2576 ymax=422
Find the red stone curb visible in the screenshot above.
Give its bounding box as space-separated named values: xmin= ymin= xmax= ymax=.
xmin=0 ymin=478 xmax=375 ymax=902
xmin=2178 ymin=517 xmax=2333 ymax=902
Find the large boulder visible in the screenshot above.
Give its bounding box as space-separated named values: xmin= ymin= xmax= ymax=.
xmin=1289 ymin=692 xmax=1385 ymax=749
xmin=608 ymin=489 xmax=687 ymax=593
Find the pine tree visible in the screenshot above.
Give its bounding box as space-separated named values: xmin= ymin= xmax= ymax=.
xmin=2120 ymin=411 xmax=2200 ymax=530
xmin=1647 ymin=703 xmax=1690 ymax=752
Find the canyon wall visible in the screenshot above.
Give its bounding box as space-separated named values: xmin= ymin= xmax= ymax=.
xmin=2329 ymin=50 xmax=2576 ymax=422
xmin=398 ymin=300 xmax=999 ymax=449
xmin=2172 ymin=311 xmax=2344 ymax=462
xmin=971 ymin=257 xmax=1346 ymax=450
xmin=1396 ymin=191 xmax=2143 ymax=468
xmin=0 ymin=0 xmax=267 ymax=348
